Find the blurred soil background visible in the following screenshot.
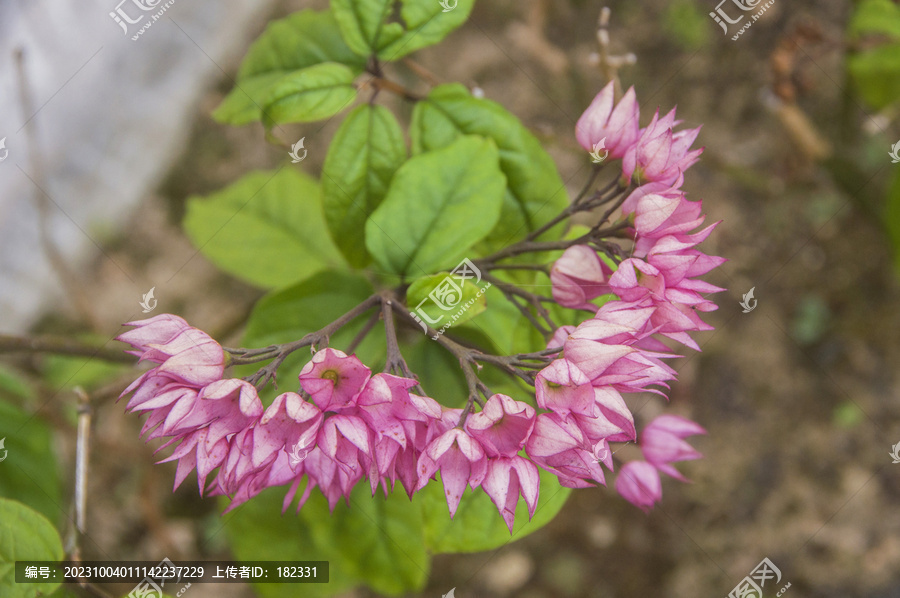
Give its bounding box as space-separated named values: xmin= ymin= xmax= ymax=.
xmin=7 ymin=0 xmax=900 ymax=596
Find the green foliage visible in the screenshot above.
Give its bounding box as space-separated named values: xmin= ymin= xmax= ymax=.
xmin=223 ymin=485 xmax=428 ymax=598
xmin=0 ymin=365 xmax=31 ymax=402
xmin=188 ymin=0 xmax=585 ymax=592
xmin=42 ymin=353 xmax=126 ymax=392
xmin=322 ymin=104 xmax=408 ymax=267
xmin=0 ymin=401 xmax=61 ymax=526
xmin=411 ymin=84 xmax=570 ymax=250
xmin=791 ymin=295 xmax=831 ymax=345
xmin=885 ymin=169 xmax=900 ymax=275
xmin=420 ymin=466 xmax=571 ymax=553
xmin=223 ymin=464 xmax=570 ymax=597
xmin=832 ymin=401 xmax=865 ymax=429
xmin=0 ymin=498 xmax=64 ymax=598
xmin=184 ymin=169 xmax=345 ymax=289
xmin=662 ymin=0 xmax=710 ymax=50
xmin=848 ymin=0 xmax=900 ymax=109
xmin=365 ymin=135 xmax=506 ymax=276
xmin=213 ymin=10 xmax=366 ymax=125
xmin=261 ymin=62 xmax=358 ymax=127
xmin=332 ymin=0 xmax=476 ymax=60
xmin=407 ymin=272 xmax=488 ymax=328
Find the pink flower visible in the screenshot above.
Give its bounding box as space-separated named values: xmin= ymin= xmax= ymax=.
xmin=166 ymin=379 xmax=263 ymax=445
xmin=576 ymin=82 xmax=640 ymax=160
xmin=547 ymin=325 xmax=575 ymax=350
xmin=564 ymin=312 xmax=677 ymax=396
xmin=526 ymin=412 xmax=608 ymax=488
xmin=117 ymin=314 xmax=191 ymax=357
xmin=465 ymin=394 xmax=536 ymax=457
xmin=535 ymin=359 xmax=596 ymax=417
xmin=118 ymin=319 xmax=224 ymax=387
xmin=640 ymin=414 xmax=705 ymax=482
xmin=298 ymin=348 xmax=371 ymax=412
xmin=416 ymin=428 xmax=487 ymax=518
xmin=318 ymin=413 xmax=373 ymax=477
xmin=482 ymin=455 xmax=540 ymax=533
xmin=356 ymin=374 xmax=441 ymax=494
xmin=550 ymin=245 xmax=614 ymax=311
xmin=461 ymin=395 xmax=541 ymax=530
xmin=251 ymin=392 xmax=323 ymax=470
xmin=622 ymin=108 xmax=702 ymax=186
xmin=614 ymin=461 xmax=662 ymax=512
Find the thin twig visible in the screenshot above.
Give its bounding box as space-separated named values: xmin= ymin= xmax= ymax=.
xmin=368 ymin=77 xmax=422 ymax=101
xmin=0 ymin=334 xmax=136 ymax=363
xmin=346 ymin=309 xmax=381 ymax=355
xmin=74 ymin=388 xmax=90 ymax=534
xmin=229 ymin=295 xmax=382 ymax=389
xmin=402 ymin=57 xmax=441 ymax=86
xmin=381 ymin=298 xmax=425 ymax=395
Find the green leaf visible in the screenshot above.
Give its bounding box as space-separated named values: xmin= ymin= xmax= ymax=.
xmin=400 ymin=334 xmax=467 ymax=407
xmin=184 ymin=169 xmax=345 ymax=289
xmin=237 ymin=271 xmax=382 ymax=406
xmin=321 ymin=105 xmax=407 ymax=267
xmin=42 ymin=354 xmax=126 ymax=392
xmin=411 ymin=84 xmax=570 ymax=250
xmin=0 ymin=402 xmax=61 ymax=525
xmin=378 ymin=0 xmax=476 ymax=60
xmin=849 ymin=0 xmax=900 ymax=39
xmin=848 ymin=0 xmax=900 ymax=109
xmin=0 ymin=498 xmax=64 ymax=598
xmin=213 ymin=73 xmax=289 ymax=127
xmin=0 ymin=365 xmax=32 ymax=402
xmin=213 ymin=10 xmax=366 ymax=125
xmin=261 ymin=63 xmax=358 ymax=127
xmin=332 ymin=0 xmax=475 ymax=60
xmin=885 ymin=168 xmax=900 ymax=276
xmin=420 ymin=466 xmax=571 ymax=553
xmin=407 ymin=272 xmax=488 ymax=330
xmin=365 ymin=135 xmax=506 ymax=276
xmin=331 ymin=0 xmax=405 ymax=57
xmin=223 ymin=485 xmax=428 ymax=598
xmin=848 ymin=45 xmax=900 ymax=110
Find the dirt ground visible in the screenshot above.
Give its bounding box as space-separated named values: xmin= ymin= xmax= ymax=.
xmin=31 ymin=0 xmax=900 ymax=596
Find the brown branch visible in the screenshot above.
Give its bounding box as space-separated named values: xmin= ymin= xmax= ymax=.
xmin=229 ymin=294 xmax=382 ymax=390
xmin=0 ymin=334 xmax=136 ymax=363
xmin=367 ymin=77 xmax=422 ymax=101
xmin=381 ymin=298 xmax=425 ymax=395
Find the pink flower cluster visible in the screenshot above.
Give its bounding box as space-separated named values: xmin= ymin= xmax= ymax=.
xmin=117 ymin=82 xmax=720 ymax=526
xmin=118 ymin=316 xmax=539 ymax=530
xmin=542 ymin=80 xmax=723 ymax=509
